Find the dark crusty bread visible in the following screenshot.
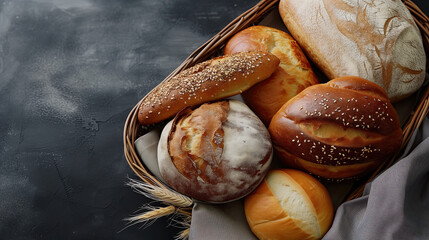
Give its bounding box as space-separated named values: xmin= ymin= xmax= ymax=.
xmin=224 ymin=25 xmax=318 ymax=125
xmin=269 ymin=76 xmax=402 ymax=180
xmin=138 ymin=51 xmax=280 ymax=125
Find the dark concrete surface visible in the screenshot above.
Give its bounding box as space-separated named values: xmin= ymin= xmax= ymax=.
xmin=0 ymin=0 xmax=427 ymax=239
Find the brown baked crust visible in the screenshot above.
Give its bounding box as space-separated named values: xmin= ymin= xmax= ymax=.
xmin=158 ymin=100 xmax=273 ymax=203
xmin=168 ymin=101 xmax=230 ymax=183
xmin=269 ymin=76 xmax=402 ymax=179
xmin=224 ymin=25 xmax=318 ymax=125
xmin=245 ymin=169 xmax=333 ymax=240
xmin=138 ymin=51 xmax=279 ymax=125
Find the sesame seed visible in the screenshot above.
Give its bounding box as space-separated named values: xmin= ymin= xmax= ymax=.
xmin=141 ymin=52 xmax=266 ymax=113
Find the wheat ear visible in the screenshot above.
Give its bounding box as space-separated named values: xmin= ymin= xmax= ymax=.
xmin=127 ymin=178 xmax=193 ymax=207
xmin=175 ymin=228 xmax=190 ymax=240
xmin=124 ymin=205 xmax=176 ymax=228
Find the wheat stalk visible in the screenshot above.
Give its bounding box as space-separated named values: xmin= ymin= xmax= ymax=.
xmin=175 ymin=228 xmax=190 ymax=240
xmin=127 ymin=178 xmax=193 ymax=207
xmin=119 ymin=205 xmax=177 ymax=233
xmin=123 ymin=178 xmax=193 ymax=238
xmin=128 ymin=205 xmax=176 ymax=222
xmin=169 ymin=215 xmax=192 ymax=240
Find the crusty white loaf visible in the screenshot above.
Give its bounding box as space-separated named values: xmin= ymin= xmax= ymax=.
xmin=245 ymin=169 xmax=334 ymax=240
xmin=279 ymin=0 xmax=426 ymax=102
xmin=158 ymin=100 xmax=272 ymax=203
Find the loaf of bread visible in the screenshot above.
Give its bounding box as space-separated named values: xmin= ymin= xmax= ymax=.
xmin=279 ymin=0 xmax=426 ymax=102
xmin=138 ymin=51 xmax=280 ymax=125
xmin=224 ymin=26 xmax=318 ymax=125
xmin=245 ymin=169 xmax=334 ymax=240
xmin=269 ymin=76 xmax=402 ymax=180
xmin=157 ymin=100 xmax=272 ymax=203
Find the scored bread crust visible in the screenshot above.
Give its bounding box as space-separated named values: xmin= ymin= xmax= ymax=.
xmin=269 ymin=76 xmax=402 ymax=179
xmin=245 ymin=169 xmax=333 ymax=240
xmin=224 ymin=25 xmax=318 ymax=125
xmin=279 ymin=0 xmax=426 ymax=102
xmin=158 ymin=100 xmax=273 ymax=203
xmin=138 ymin=51 xmax=280 ymax=125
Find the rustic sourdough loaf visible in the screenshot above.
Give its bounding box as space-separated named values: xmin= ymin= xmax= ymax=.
xmin=158 ymin=100 xmax=272 ymax=203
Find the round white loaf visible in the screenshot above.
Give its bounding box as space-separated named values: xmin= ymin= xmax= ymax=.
xmin=157 ymin=100 xmax=272 ymax=203
xmin=279 ymin=0 xmax=426 ymax=102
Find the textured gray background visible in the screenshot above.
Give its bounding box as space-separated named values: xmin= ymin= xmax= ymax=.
xmin=0 ymin=0 xmax=260 ymax=239
xmin=0 ymin=0 xmax=427 ymax=239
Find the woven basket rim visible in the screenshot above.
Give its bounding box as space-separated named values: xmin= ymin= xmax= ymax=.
xmin=123 ymin=0 xmax=280 ymax=189
xmin=123 ymin=0 xmax=429 ymax=237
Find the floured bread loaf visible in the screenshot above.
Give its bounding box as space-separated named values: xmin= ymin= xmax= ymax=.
xmin=279 ymin=0 xmax=426 ymax=102
xmin=158 ymin=100 xmax=272 ymax=203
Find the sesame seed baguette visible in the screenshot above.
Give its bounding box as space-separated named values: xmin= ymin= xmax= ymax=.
xmin=138 ymin=51 xmax=280 ymax=125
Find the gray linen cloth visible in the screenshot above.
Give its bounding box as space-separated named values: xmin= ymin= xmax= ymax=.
xmin=322 ymin=118 xmax=429 ymax=240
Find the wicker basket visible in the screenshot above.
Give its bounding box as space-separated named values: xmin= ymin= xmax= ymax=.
xmin=123 ymin=0 xmax=429 ymax=238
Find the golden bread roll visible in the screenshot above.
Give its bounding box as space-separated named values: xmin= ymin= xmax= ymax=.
xmin=245 ymin=169 xmax=334 ymax=240
xmin=279 ymin=0 xmax=426 ymax=102
xmin=138 ymin=51 xmax=280 ymax=125
xmin=269 ymin=76 xmax=402 ymax=180
xmin=158 ymin=100 xmax=272 ymax=203
xmin=224 ymin=26 xmax=318 ymax=125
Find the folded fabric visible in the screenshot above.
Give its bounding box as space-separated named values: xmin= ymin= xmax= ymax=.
xmin=134 ymin=127 xmax=164 ymax=181
xmin=323 ymin=118 xmax=429 ymax=240
xmin=189 ymin=201 xmax=257 ymax=240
